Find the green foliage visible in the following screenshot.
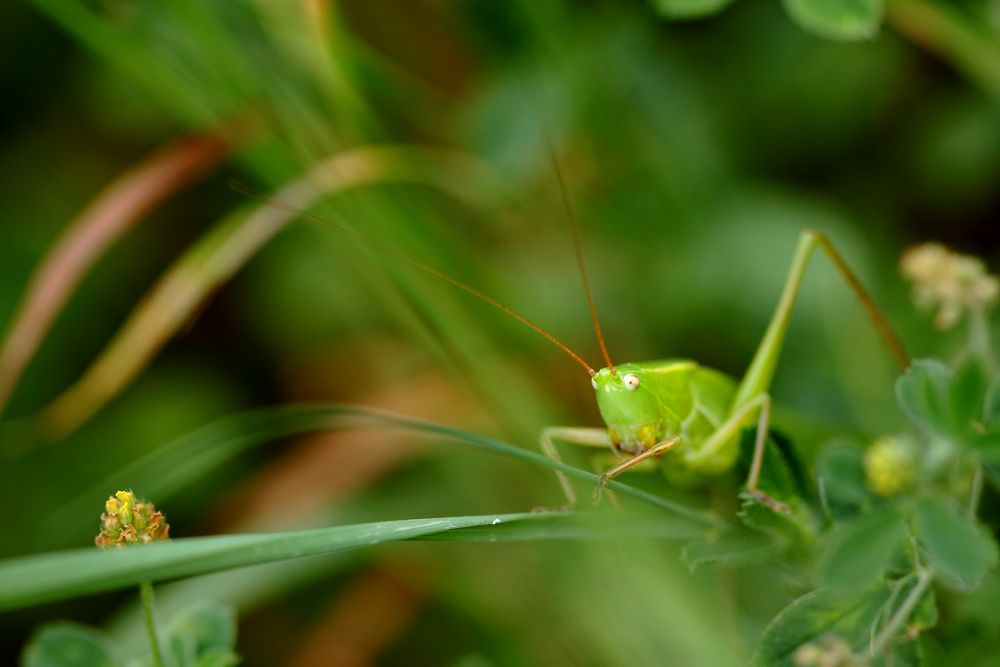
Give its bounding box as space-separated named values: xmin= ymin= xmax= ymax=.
xmin=896 ymin=357 xmax=992 ymax=442
xmin=950 ymin=358 xmax=990 ymax=428
xmin=681 ymin=530 xmax=784 ymax=570
xmin=781 ymin=0 xmax=884 ymax=41
xmin=650 ymin=0 xmax=736 ymax=20
xmin=20 ymin=603 xmax=238 ymax=667
xmin=819 ymin=509 xmax=905 ymax=593
xmin=164 ymin=604 xmax=239 ymax=667
xmin=21 ymin=624 xmax=115 ymax=667
xmin=914 ymin=497 xmax=998 ymax=590
xmin=753 ymin=586 xmax=893 ymax=666
xmin=737 ymin=491 xmax=813 ymax=547
xmin=5 ymin=0 xmax=1000 ymax=664
xmin=815 ymin=440 xmax=869 ymax=515
xmin=896 ymin=359 xmax=958 ymax=436
xmin=650 ymin=0 xmax=885 ymax=40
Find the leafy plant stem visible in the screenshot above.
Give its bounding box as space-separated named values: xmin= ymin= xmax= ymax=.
xmin=141 ymin=580 xmax=165 ymax=667
xmin=857 ymin=568 xmax=933 ymax=664
xmin=887 ymin=0 xmax=1000 ymax=104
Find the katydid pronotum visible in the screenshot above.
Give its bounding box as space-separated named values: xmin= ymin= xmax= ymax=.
xmin=247 ymin=166 xmax=909 ymax=514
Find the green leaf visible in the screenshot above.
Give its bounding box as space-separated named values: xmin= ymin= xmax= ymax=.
xmin=650 ymin=0 xmax=735 ymax=20
xmin=816 ymin=440 xmax=869 ymax=515
xmin=752 ymin=587 xmax=889 ymax=666
xmin=915 ymin=497 xmax=998 ymax=590
xmin=20 ymin=623 xmax=117 ymax=667
xmin=193 ymin=650 xmax=240 ymax=667
xmin=970 ymin=429 xmax=1000 ymax=467
xmin=951 ymin=358 xmax=989 ymax=431
xmin=781 ymin=0 xmax=883 ymax=41
xmin=820 ymin=510 xmax=905 ymax=593
xmin=986 ymin=373 xmax=1000 ymax=427
xmin=165 ymin=603 xmax=237 ymax=667
xmin=738 ymin=492 xmax=812 ymax=546
xmin=0 ymin=511 xmax=710 ymax=612
xmin=748 ymin=431 xmax=806 ymax=501
xmin=682 ymin=531 xmax=785 ymax=571
xmin=880 ymin=639 xmax=921 ymax=667
xmin=896 ymin=359 xmax=955 ymax=436
xmin=894 ymin=358 xmax=989 ymax=441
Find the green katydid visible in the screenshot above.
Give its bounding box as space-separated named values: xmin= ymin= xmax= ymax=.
xmin=245 ymin=165 xmax=909 ymax=513
xmin=528 ymin=161 xmax=910 ymax=512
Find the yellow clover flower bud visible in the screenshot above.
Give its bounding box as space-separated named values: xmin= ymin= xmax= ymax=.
xmin=96 ymin=490 xmax=169 ymax=548
xmin=864 ymin=436 xmax=917 ymax=497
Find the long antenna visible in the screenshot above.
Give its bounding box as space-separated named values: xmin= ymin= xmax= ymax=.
xmin=548 ymin=148 xmax=616 ymax=375
xmin=231 ymin=181 xmax=597 ymax=376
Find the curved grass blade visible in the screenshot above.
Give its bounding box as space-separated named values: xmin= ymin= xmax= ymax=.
xmin=0 ymin=133 xmax=231 ymax=416
xmin=46 ymin=403 xmax=724 ymax=548
xmin=0 ymin=510 xmax=704 ymax=612
xmin=336 ymin=404 xmax=726 ymax=526
xmin=18 ymin=146 xmax=501 ymax=441
xmin=887 ymin=0 xmax=1000 ymax=104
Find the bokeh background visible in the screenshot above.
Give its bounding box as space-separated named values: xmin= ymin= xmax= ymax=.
xmin=2 ymin=0 xmax=1000 ymax=664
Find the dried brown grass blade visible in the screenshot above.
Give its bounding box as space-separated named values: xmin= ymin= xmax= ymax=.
xmin=30 ymin=146 xmax=499 ymax=441
xmin=0 ymin=133 xmax=230 ymax=415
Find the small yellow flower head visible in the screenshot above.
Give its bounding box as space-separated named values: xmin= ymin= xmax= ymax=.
xmin=900 ymin=243 xmax=999 ymax=330
xmin=96 ymin=490 xmax=169 ymax=548
xmin=864 ymin=436 xmax=917 ymax=497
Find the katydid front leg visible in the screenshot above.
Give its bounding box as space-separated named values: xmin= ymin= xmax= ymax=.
xmin=591 ymin=435 xmax=682 ymax=504
xmin=539 ymin=427 xmax=613 ymax=507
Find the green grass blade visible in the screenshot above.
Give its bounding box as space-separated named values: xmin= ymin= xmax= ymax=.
xmin=48 ymin=403 xmax=724 ymax=538
xmin=0 ymin=511 xmax=703 ymax=612
xmin=347 ymin=405 xmax=725 ymax=525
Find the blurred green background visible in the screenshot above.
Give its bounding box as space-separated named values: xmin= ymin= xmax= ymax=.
xmin=2 ymin=0 xmax=1000 ymax=664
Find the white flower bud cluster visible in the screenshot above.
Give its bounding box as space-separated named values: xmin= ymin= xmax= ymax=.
xmin=900 ymin=243 xmax=999 ymax=330
xmin=793 ymin=634 xmax=853 ymax=667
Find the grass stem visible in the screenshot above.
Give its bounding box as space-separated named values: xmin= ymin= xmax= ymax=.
xmin=141 ymin=581 xmax=165 ymax=667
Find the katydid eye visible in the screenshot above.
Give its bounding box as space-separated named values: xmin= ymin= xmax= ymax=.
xmin=623 ymin=374 xmax=640 ymax=391
xmin=591 ymin=377 xmax=598 ymax=390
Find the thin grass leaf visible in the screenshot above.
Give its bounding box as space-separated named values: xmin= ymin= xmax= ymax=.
xmin=45 ymin=403 xmax=725 ymax=546
xmin=0 ymin=510 xmax=704 ymax=612
xmin=0 ymin=133 xmax=231 ymax=415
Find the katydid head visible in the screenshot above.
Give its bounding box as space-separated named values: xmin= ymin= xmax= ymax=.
xmin=591 ymin=363 xmax=681 ymax=455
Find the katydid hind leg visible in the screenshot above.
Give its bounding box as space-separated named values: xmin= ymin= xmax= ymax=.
xmin=742 ymin=395 xmax=790 ymax=514
xmin=730 ymin=230 xmax=908 ymax=414
xmin=684 ymin=393 xmax=789 ymax=513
